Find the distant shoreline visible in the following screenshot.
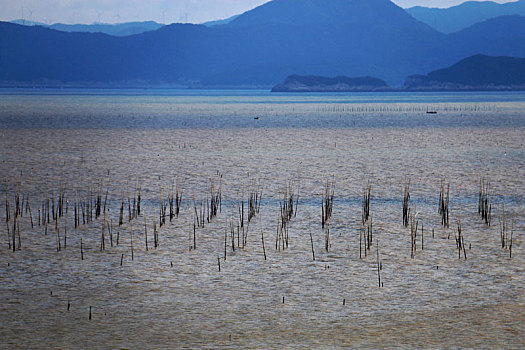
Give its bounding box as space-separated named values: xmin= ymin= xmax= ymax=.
xmin=1 ymin=84 xmax=525 ymax=93
xmin=0 ymin=83 xmax=272 ymax=90
xmin=272 ymin=87 xmax=525 ymax=93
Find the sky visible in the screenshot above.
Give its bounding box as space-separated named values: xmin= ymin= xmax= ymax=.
xmin=0 ymin=0 xmax=517 ymax=25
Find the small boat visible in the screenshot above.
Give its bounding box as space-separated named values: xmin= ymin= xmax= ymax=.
xmin=426 ymin=107 xmax=437 ymax=114
xmin=254 ymin=116 xmax=260 ymax=120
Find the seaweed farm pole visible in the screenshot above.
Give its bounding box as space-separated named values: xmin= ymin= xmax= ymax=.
xmin=445 ymin=183 xmax=450 ymax=228
xmin=362 ymin=182 xmax=371 ymax=226
xmin=74 ymin=193 xmax=77 ymax=229
xmin=479 ymin=178 xmax=492 ymax=226
xmin=456 ymin=216 xmax=466 ymax=260
xmin=153 ymin=222 xmax=157 ymax=249
xmin=325 ymin=226 xmax=330 ymax=252
xmin=295 ymin=182 xmax=299 ymax=218
xmin=410 ymin=214 xmax=418 ymax=259
xmin=403 ymin=180 xmax=410 ymax=227
xmin=127 ymin=188 xmax=132 ymax=222
xmin=309 ymin=231 xmax=315 ymax=261
xmin=27 ymin=196 xmax=34 ymax=229
xmin=110 ymin=219 xmax=113 ymax=247
xmin=103 ymin=187 xmax=108 ymax=218
xmin=169 ymin=182 xmax=174 ymax=222
xmin=144 ymin=215 xmax=148 ymax=251
xmin=119 ymin=193 xmax=124 ymax=226
xmin=11 ymin=196 xmax=17 ymax=251
xmin=261 ymin=230 xmax=267 ymax=260
xmin=16 ymin=214 xmax=21 ymax=250
xmin=438 ymin=180 xmax=450 ymax=228
xmin=321 ymin=180 xmax=334 ymax=229
xmin=56 ymin=223 xmax=61 ymax=252
xmin=100 ymin=211 xmax=106 ymax=251
xmin=176 ymin=183 xmax=182 ymax=217
xmin=4 ymin=184 xmax=10 ymax=225
xmin=193 ymin=220 xmax=196 ymax=250
xmin=321 ymin=200 xmax=325 ymax=229
xmin=64 ymin=216 xmax=67 ymax=249
xmin=137 ymin=184 xmax=141 ymax=217
xmin=376 ymin=238 xmax=381 ymax=288
xmin=130 ymin=221 xmax=134 ymax=261
xmin=421 ymin=221 xmax=424 ymax=250
xmin=231 ymin=222 xmax=236 ymax=252
xmin=359 ymin=228 xmax=362 ymax=259
xmin=500 ymin=204 xmax=507 ymax=249
xmin=510 ymin=225 xmax=513 ymax=259
xmin=5 ymin=215 xmax=10 ymax=250
xmin=275 ymin=218 xmax=279 ymax=250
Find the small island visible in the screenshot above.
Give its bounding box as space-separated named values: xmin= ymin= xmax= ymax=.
xmin=271 ymin=74 xmax=389 ymax=92
xmin=273 ymin=55 xmax=525 ymax=93
xmin=405 ymin=54 xmax=525 ymax=91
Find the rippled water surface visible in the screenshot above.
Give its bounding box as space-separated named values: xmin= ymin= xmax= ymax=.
xmin=0 ymin=89 xmax=524 ymax=349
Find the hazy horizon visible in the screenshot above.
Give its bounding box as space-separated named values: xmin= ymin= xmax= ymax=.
xmin=1 ymin=0 xmax=517 ymax=25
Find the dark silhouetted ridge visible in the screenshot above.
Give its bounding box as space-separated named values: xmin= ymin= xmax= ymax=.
xmin=405 ymin=54 xmax=525 ymax=90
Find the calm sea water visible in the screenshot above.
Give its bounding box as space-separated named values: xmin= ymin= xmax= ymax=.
xmin=1 ymin=88 xmax=525 ymax=129
xmin=0 ymin=89 xmax=523 ymax=349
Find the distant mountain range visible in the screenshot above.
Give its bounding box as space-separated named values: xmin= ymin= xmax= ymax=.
xmin=11 ymin=0 xmax=525 ymax=37
xmin=9 ymin=19 xmax=164 ymax=36
xmin=407 ymin=0 xmax=525 ymax=33
xmin=10 ymin=16 xmax=237 ymax=36
xmin=1 ymin=0 xmax=525 ymax=88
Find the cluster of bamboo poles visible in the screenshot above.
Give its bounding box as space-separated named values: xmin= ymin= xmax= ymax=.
xmin=275 ymin=181 xmax=298 ymax=251
xmin=118 ymin=182 xmax=142 ymax=227
xmin=438 ymin=180 xmax=450 ymax=228
xmin=410 ymin=214 xmax=419 ymax=259
xmin=403 ymin=180 xmax=410 ymax=227
xmin=321 ymin=180 xmax=335 ymax=252
xmin=321 ymin=180 xmax=335 ymax=229
xmin=220 ymin=178 xmax=263 ymax=257
xmin=2 ymin=172 xmax=518 ymax=270
xmin=455 ymin=217 xmax=467 ymax=260
xmin=247 ymin=179 xmax=262 ymax=224
xmin=359 ymin=182 xmax=372 ymax=259
xmin=499 ymin=204 xmax=513 ymax=258
xmin=192 ymin=177 xmax=221 ymax=250
xmin=478 ymin=178 xmax=492 ymax=226
xmin=74 ymin=183 xmax=107 ymax=229
xmin=5 ymin=184 xmax=22 ymax=252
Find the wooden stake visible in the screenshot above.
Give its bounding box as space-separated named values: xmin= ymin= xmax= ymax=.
xmin=309 ymin=231 xmax=315 ymax=261
xmin=261 ymin=230 xmax=267 ymax=260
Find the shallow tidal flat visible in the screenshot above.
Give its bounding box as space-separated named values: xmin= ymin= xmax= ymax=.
xmin=0 ymin=91 xmax=524 ymax=348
